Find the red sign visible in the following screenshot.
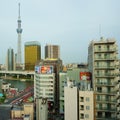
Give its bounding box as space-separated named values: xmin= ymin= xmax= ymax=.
xmin=80 ymin=72 xmax=91 ymax=81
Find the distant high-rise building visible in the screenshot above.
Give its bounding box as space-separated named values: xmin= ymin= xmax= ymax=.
xmin=24 ymin=41 xmax=41 ymax=70
xmin=7 ymin=48 xmax=14 ymax=71
xmin=16 ymin=3 xmax=22 ymax=64
xmin=88 ymin=37 xmax=119 ymax=119
xmin=45 ymin=44 xmax=60 ymax=59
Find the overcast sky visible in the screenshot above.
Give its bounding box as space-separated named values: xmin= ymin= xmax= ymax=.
xmin=0 ymin=0 xmax=120 ymax=64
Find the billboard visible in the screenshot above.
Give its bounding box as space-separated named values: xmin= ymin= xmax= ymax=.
xmin=80 ymin=72 xmax=91 ymax=81
xmin=40 ymin=66 xmax=53 ymax=74
xmin=35 ymin=65 xmax=54 ymax=74
xmin=35 ymin=66 xmax=40 ymax=73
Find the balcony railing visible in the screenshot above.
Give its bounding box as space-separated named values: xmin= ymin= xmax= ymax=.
xmin=95 ymin=73 xmax=115 ymax=77
xmin=95 ymin=65 xmax=115 ymax=69
xmin=96 ymin=98 xmax=116 ymax=103
xmin=96 ymin=107 xmax=116 ymax=111
xmin=96 ymin=90 xmax=116 ymax=95
xmin=95 ymin=82 xmax=115 ymax=86
xmin=94 ymin=57 xmax=118 ymax=60
xmin=94 ymin=48 xmax=117 ymax=52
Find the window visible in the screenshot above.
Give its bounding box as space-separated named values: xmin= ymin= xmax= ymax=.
xmin=98 ymin=46 xmax=101 ymax=50
xmin=80 ymin=97 xmax=84 ymax=102
xmin=85 ymin=114 xmax=89 ymax=118
xmin=86 ymin=97 xmax=90 ymax=101
xmin=86 ymin=106 xmax=90 ymax=110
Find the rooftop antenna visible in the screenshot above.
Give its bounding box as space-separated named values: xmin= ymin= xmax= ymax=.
xmin=99 ymin=24 xmax=101 ymax=38
xmin=18 ymin=3 xmax=20 ymax=19
xmin=99 ymin=24 xmax=103 ymax=40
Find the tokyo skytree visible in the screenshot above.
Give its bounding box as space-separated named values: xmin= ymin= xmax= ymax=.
xmin=16 ymin=3 xmax=22 ymax=64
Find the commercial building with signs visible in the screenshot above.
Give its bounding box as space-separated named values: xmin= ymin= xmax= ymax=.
xmin=45 ymin=44 xmax=60 ymax=59
xmin=36 ymin=59 xmax=63 ymax=113
xmin=88 ymin=37 xmax=119 ymax=119
xmin=34 ymin=65 xmax=55 ymax=102
xmin=24 ymin=41 xmax=41 ymax=70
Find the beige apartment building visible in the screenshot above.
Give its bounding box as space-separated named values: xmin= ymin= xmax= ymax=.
xmin=88 ymin=37 xmax=119 ymax=119
xmin=64 ymin=79 xmax=94 ymax=120
xmin=79 ymin=91 xmax=94 ymax=120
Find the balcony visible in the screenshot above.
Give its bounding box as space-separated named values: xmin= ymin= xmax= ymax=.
xmin=96 ymin=107 xmax=116 ymax=112
xmin=95 ymin=82 xmax=115 ymax=86
xmin=96 ymin=98 xmax=116 ymax=103
xmin=95 ymin=65 xmax=115 ymax=70
xmin=95 ymin=73 xmax=115 ymax=78
xmin=96 ymin=116 xmax=116 ymax=120
xmin=96 ymin=90 xmax=116 ymax=95
xmin=94 ymin=48 xmax=117 ymax=53
xmin=94 ymin=57 xmax=117 ymax=61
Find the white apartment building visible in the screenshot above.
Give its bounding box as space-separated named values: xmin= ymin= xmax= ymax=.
xmin=79 ymin=91 xmax=94 ymax=120
xmin=88 ymin=37 xmax=119 ymax=119
xmin=64 ymin=80 xmax=78 ymax=120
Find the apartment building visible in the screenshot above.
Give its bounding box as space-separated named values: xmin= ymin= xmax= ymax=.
xmin=79 ymin=91 xmax=94 ymax=120
xmin=88 ymin=37 xmax=119 ymax=119
xmin=64 ymin=80 xmax=78 ymax=120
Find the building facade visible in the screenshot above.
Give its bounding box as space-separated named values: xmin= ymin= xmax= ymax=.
xmin=11 ymin=103 xmax=34 ymax=120
xmin=79 ymin=91 xmax=94 ymax=120
xmin=7 ymin=48 xmax=14 ymax=71
xmin=36 ymin=98 xmax=48 ymax=120
xmin=88 ymin=37 xmax=119 ymax=119
xmin=64 ymin=80 xmax=78 ymax=120
xmin=34 ymin=65 xmax=55 ymax=102
xmin=59 ymin=65 xmax=89 ymax=114
xmin=45 ymin=44 xmax=60 ymax=59
xmin=24 ymin=41 xmax=41 ymax=70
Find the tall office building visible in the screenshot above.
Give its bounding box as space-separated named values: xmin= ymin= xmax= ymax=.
xmin=24 ymin=41 xmax=41 ymax=70
xmin=16 ymin=3 xmax=22 ymax=64
xmin=7 ymin=48 xmax=14 ymax=71
xmin=88 ymin=37 xmax=119 ymax=119
xmin=45 ymin=44 xmax=60 ymax=59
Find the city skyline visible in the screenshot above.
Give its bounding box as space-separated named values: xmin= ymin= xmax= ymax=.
xmin=0 ymin=0 xmax=120 ymax=64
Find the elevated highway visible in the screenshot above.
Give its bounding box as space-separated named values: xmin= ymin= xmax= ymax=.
xmin=0 ymin=70 xmax=35 ymax=80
